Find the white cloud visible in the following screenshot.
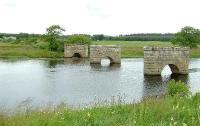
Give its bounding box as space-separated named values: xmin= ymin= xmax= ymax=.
xmin=0 ymin=0 xmax=200 ymax=35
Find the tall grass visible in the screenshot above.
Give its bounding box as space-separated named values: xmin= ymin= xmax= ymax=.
xmin=0 ymin=42 xmax=63 ymax=58
xmin=1 ymin=95 xmax=200 ymax=126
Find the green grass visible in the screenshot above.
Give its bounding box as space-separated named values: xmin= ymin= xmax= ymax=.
xmin=1 ymin=94 xmax=200 ymax=126
xmin=0 ymin=42 xmax=63 ymax=58
xmin=92 ymin=41 xmax=200 ymax=58
xmin=0 ymin=41 xmax=200 ymax=58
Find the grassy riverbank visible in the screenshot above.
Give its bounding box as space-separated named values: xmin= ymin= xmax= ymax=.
xmin=0 ymin=42 xmax=63 ymax=58
xmin=1 ymin=94 xmax=200 ymax=126
xmin=0 ymin=41 xmax=200 ymax=58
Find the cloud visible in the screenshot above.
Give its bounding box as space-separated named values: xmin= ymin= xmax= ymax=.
xmin=1 ymin=0 xmax=16 ymax=8
xmin=0 ymin=0 xmax=200 ymax=35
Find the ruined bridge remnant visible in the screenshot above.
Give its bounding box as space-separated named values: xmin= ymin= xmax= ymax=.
xmin=64 ymin=44 xmax=89 ymax=58
xmin=144 ymin=47 xmax=190 ymax=75
xmin=90 ymin=45 xmax=121 ymax=64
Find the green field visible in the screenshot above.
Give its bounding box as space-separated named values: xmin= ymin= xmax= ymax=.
xmin=0 ymin=42 xmax=63 ymax=58
xmin=0 ymin=41 xmax=199 ymax=58
xmin=92 ymin=41 xmax=200 ymax=58
xmin=1 ymin=94 xmax=200 ymax=126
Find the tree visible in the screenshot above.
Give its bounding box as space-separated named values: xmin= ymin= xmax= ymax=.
xmin=92 ymin=34 xmax=104 ymax=41
xmin=45 ymin=25 xmax=65 ymax=51
xmin=172 ymin=26 xmax=200 ymax=48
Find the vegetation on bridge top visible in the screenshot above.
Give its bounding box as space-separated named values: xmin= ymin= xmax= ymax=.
xmin=65 ymin=34 xmax=91 ymax=45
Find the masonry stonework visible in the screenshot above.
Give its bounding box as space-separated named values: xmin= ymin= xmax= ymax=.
xmin=90 ymin=45 xmax=121 ymax=64
xmin=144 ymin=47 xmax=190 ymax=75
xmin=64 ymin=44 xmax=89 ymax=58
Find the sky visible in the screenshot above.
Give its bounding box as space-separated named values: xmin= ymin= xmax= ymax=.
xmin=0 ymin=0 xmax=200 ymax=35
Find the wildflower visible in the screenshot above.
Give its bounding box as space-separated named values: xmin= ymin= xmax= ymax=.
xmin=176 ymin=104 xmax=179 ymax=109
xmin=87 ymin=112 xmax=91 ymax=117
xmin=111 ymin=111 xmax=115 ymax=114
xmin=182 ymin=123 xmax=187 ymax=126
xmin=192 ymin=117 xmax=195 ymax=121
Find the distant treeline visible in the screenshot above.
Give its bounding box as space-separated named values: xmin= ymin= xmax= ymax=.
xmin=0 ymin=33 xmax=41 ymax=39
xmin=0 ymin=33 xmax=175 ymax=42
xmin=92 ymin=34 xmax=175 ymax=41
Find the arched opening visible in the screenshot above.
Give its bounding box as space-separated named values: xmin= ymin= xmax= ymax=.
xmin=72 ymin=53 xmax=81 ymax=58
xmin=168 ymin=64 xmax=179 ymax=75
xmin=100 ymin=57 xmax=113 ymax=66
xmin=161 ymin=64 xmax=180 ymax=81
xmin=161 ymin=65 xmax=172 ymax=76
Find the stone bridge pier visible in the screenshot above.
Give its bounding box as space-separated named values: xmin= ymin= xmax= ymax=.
xmin=64 ymin=44 xmax=88 ymax=58
xmin=144 ymin=47 xmax=190 ymax=75
xmin=90 ymin=45 xmax=121 ymax=64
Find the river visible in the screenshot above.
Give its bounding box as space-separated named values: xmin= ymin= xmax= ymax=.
xmin=0 ymin=58 xmax=199 ymax=111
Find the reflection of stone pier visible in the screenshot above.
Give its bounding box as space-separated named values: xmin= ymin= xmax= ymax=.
xmin=64 ymin=58 xmax=89 ymax=65
xmin=144 ymin=47 xmax=190 ymax=75
xmin=90 ymin=45 xmax=121 ymax=64
xmin=90 ymin=63 xmax=121 ymax=71
xmin=143 ymin=74 xmax=189 ymax=97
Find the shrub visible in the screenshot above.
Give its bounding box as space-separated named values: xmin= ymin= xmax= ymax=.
xmin=167 ymin=79 xmax=189 ymax=97
xmin=33 ymin=41 xmax=48 ymax=50
xmin=65 ymin=35 xmax=91 ymax=45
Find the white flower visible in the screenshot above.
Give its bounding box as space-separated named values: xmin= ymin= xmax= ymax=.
xmin=182 ymin=123 xmax=187 ymax=126
xmin=87 ymin=112 xmax=91 ymax=117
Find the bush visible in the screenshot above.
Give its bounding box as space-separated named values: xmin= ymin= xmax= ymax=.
xmin=65 ymin=35 xmax=91 ymax=45
xmin=167 ymin=79 xmax=189 ymax=97
xmin=33 ymin=41 xmax=48 ymax=50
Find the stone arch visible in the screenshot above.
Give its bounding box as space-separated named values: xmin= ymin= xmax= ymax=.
xmin=100 ymin=56 xmax=114 ymax=65
xmin=90 ymin=45 xmax=121 ymax=64
xmin=64 ymin=44 xmax=88 ymax=58
xmin=161 ymin=64 xmax=180 ymax=75
xmin=144 ymin=47 xmax=190 ymax=75
xmin=72 ymin=53 xmax=82 ymax=58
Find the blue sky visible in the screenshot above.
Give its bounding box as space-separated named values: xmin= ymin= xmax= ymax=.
xmin=0 ymin=0 xmax=200 ymax=35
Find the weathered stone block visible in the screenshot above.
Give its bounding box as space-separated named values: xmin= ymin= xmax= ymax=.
xmin=90 ymin=45 xmax=121 ymax=64
xmin=144 ymin=47 xmax=190 ymax=75
xmin=64 ymin=44 xmax=89 ymax=58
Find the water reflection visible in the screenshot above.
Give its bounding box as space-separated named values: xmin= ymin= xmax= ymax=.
xmin=170 ymin=74 xmax=189 ymax=84
xmin=143 ymin=74 xmax=189 ymax=97
xmin=189 ymin=68 xmax=200 ymax=73
xmin=143 ymin=75 xmax=166 ymax=96
xmin=47 ymin=59 xmax=64 ymax=68
xmin=0 ymin=58 xmax=199 ymax=111
xmin=90 ymin=63 xmax=121 ymax=71
xmin=64 ymin=58 xmax=89 ymax=64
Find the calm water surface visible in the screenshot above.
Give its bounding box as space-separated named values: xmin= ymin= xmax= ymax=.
xmin=0 ymin=58 xmax=200 ymax=111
